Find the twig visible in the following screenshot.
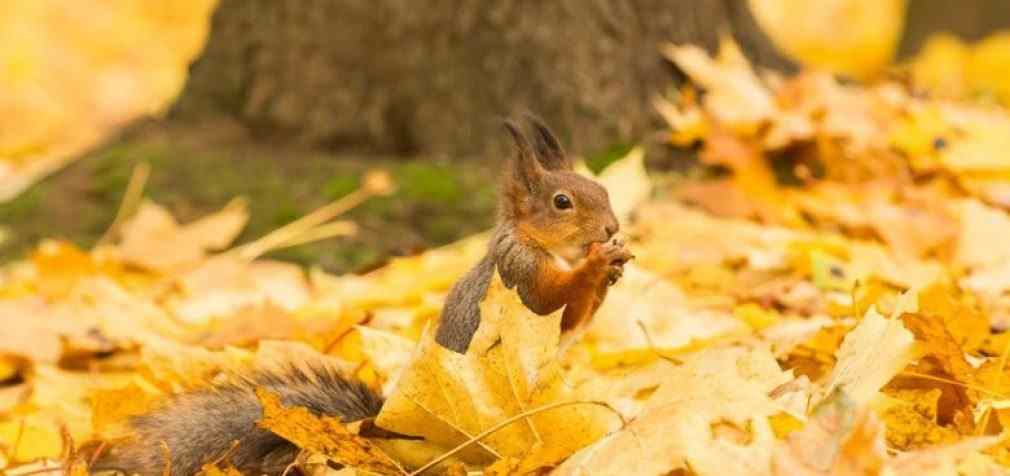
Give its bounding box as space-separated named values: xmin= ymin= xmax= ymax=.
xmin=230 ymin=170 xmax=392 ymax=261
xmin=237 ymin=189 xmax=369 ymax=260
xmin=408 ymin=400 xmax=625 ymax=476
xmin=636 ymin=320 xmax=683 ymax=365
xmin=97 ymin=162 xmax=151 ymax=246
xmin=267 ymin=220 xmax=358 ymax=250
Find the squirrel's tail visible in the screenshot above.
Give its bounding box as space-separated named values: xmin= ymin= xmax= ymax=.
xmin=88 ymin=365 xmax=384 ymax=476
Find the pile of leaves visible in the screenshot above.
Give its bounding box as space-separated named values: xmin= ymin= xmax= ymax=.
xmin=8 ymin=40 xmax=1010 ymax=476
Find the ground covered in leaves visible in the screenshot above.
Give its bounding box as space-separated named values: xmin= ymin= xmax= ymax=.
xmin=10 ymin=40 xmax=1010 ymax=475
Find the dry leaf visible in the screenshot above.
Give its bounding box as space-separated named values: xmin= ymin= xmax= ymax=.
xmin=198 ymin=460 xmax=244 ymax=476
xmin=587 ymin=264 xmax=747 ymax=363
xmin=168 ymin=256 xmax=310 ymax=324
xmin=554 ymin=347 xmax=792 ymax=476
xmin=257 ymin=388 xmax=404 ymax=475
xmin=662 ymin=40 xmax=777 ymax=130
xmin=877 ymin=390 xmax=960 ymax=450
xmin=772 ymin=391 xmax=888 ymax=476
xmin=90 ymin=383 xmax=160 ymax=435
xmin=353 ymin=327 xmax=414 ymax=395
xmin=376 ymin=274 xmax=619 ymax=472
xmin=885 ymin=436 xmax=1003 ymax=476
xmin=116 ymin=199 xmax=248 ymax=273
xmin=819 ymin=305 xmax=915 ymax=405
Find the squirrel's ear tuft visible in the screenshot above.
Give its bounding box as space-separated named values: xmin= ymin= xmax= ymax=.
xmin=524 ymin=113 xmax=572 ymax=171
xmin=503 ymin=119 xmax=543 ymax=192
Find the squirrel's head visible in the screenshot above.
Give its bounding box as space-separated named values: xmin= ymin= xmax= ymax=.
xmin=500 ymin=115 xmax=619 ymax=263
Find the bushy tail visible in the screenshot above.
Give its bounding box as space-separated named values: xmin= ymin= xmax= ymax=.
xmin=90 ymin=366 xmax=384 ymax=476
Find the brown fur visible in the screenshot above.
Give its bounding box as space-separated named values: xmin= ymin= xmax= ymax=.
xmin=435 ymin=116 xmax=630 ymax=354
xmin=89 ymin=365 xmax=383 ymax=476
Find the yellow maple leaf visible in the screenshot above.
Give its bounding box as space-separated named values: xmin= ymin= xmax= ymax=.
xmin=375 ymin=274 xmax=620 ymax=473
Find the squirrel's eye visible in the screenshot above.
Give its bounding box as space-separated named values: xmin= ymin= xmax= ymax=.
xmin=553 ymin=193 xmax=573 ymax=210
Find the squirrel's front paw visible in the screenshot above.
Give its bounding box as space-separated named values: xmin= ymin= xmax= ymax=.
xmin=606 ymin=262 xmax=624 ymax=285
xmin=588 ymin=239 xmax=633 ymax=285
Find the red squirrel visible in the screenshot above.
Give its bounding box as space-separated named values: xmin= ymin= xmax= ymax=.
xmin=88 ymin=116 xmax=630 ymax=475
xmin=436 ymin=115 xmax=631 ymax=352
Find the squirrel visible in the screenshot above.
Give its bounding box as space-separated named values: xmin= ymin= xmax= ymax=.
xmin=87 ymin=116 xmax=630 ymax=476
xmin=435 ymin=115 xmax=631 ymax=353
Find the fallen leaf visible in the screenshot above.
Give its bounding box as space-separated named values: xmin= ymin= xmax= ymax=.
xmin=198 ymin=460 xmax=244 ymax=476
xmin=188 ymin=303 xmax=302 ymax=349
xmin=553 ymin=347 xmax=792 ymax=476
xmin=353 ymin=327 xmax=415 ymax=395
xmin=956 ymin=199 xmax=1010 ymax=270
xmin=257 ymin=388 xmax=404 ymax=475
xmin=311 ymin=233 xmax=487 ymax=311
xmin=116 ymin=199 xmax=248 ymax=273
xmin=586 ymin=264 xmax=747 ymax=365
xmin=877 ymin=390 xmax=960 ymax=450
xmin=168 ymin=256 xmax=310 ymax=324
xmin=885 ymin=436 xmax=1003 ymax=476
xmin=90 ymin=383 xmax=161 ymax=436
xmin=887 ymin=313 xmax=979 ymax=432
xmin=819 ymin=305 xmax=915 ymax=405
xmin=376 ymin=274 xmax=619 ymax=472
xmin=772 ymin=391 xmax=888 ymax=476
xmin=661 ymin=40 xmax=777 ymax=131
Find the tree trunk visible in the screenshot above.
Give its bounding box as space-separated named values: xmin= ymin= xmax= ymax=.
xmin=898 ymin=0 xmax=1010 ymax=57
xmin=170 ymin=0 xmax=791 ymax=158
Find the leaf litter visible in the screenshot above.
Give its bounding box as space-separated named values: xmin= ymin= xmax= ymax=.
xmin=9 ymin=40 xmax=1010 ymax=476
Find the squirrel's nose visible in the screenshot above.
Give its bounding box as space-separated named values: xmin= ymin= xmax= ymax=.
xmin=604 ymin=221 xmax=619 ymax=239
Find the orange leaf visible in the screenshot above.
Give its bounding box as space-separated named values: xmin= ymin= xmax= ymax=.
xmin=256 ymin=388 xmax=404 ymax=475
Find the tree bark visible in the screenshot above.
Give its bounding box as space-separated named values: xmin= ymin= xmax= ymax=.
xmin=898 ymin=0 xmax=1010 ymax=57
xmin=170 ymin=0 xmax=792 ymax=158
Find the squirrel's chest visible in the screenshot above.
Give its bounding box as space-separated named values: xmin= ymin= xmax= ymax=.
xmin=550 ymin=252 xmax=573 ymax=272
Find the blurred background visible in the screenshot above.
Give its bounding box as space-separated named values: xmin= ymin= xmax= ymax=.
xmin=3 ymin=0 xmax=1010 ymax=273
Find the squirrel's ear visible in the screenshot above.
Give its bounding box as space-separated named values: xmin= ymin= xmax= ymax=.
xmin=525 ymin=114 xmax=572 ymax=171
xmin=504 ymin=119 xmax=543 ymax=191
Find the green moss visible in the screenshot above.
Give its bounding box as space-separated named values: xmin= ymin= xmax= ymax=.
xmin=585 ymin=142 xmax=634 ymax=174
xmin=0 ymin=125 xmax=499 ymax=272
xmin=0 ymin=185 xmax=45 ymax=224
xmin=323 ymin=175 xmax=359 ymax=200
xmin=395 ymin=162 xmax=463 ymax=203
